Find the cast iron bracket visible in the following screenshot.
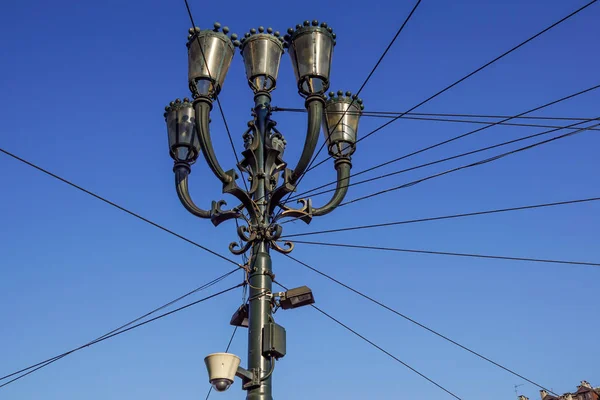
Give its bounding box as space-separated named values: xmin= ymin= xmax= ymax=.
xmin=229 ymin=222 xmax=293 ymax=255
xmin=236 ymin=366 xmax=261 ymax=390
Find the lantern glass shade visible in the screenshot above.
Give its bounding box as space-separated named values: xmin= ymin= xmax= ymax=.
xmin=241 ymin=35 xmax=283 ymax=93
xmin=322 ymin=97 xmax=362 ymax=158
xmin=288 ymin=27 xmax=334 ymax=96
xmin=165 ymin=101 xmax=200 ymax=163
xmin=188 ymin=30 xmax=235 ymax=99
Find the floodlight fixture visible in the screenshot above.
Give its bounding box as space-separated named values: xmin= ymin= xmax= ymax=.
xmin=279 ymin=286 xmax=315 ymax=310
xmin=230 ymin=304 xmax=249 ymax=328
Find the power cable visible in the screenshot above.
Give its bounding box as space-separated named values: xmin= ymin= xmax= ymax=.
xmin=303 ymin=2 xmax=599 ymax=174
xmin=281 ymin=255 xmax=558 ymax=396
xmin=281 ymin=111 xmax=600 ymax=130
xmin=350 ymin=114 xmax=600 ymax=131
xmin=312 ymin=305 xmax=462 ymax=399
xmin=0 ymin=268 xmax=238 ymax=383
xmin=340 ymin=120 xmax=599 ymax=207
xmin=272 ymin=107 xmax=595 ymax=122
xmin=0 ymin=282 xmax=244 ymax=389
xmin=0 ymin=147 xmax=244 ymax=269
xmin=290 ymin=240 xmax=600 ymax=268
xmin=283 ymin=118 xmax=594 ymax=203
xmin=280 ymin=119 xmax=599 ymax=227
xmin=273 ymin=0 xmax=423 ymax=220
xmin=183 ymin=0 xmax=248 ymax=192
xmin=291 ymin=83 xmax=600 ymax=200
xmin=281 ymin=196 xmax=600 ymax=238
xmin=273 ymin=282 xmax=462 ymax=399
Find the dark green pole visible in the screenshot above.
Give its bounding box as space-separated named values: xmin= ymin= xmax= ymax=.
xmin=247 ymin=92 xmax=274 ymax=400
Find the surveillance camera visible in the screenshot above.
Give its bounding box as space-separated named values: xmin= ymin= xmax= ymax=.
xmin=210 ymin=378 xmax=233 ymax=392
xmin=204 ymin=353 xmax=241 ymax=393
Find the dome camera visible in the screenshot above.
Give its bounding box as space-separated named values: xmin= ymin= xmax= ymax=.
xmin=204 ymin=353 xmax=241 ymax=393
xmin=210 ymin=378 xmax=233 ymax=392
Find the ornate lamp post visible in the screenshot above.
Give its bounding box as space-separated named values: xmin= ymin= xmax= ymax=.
xmin=164 ymin=20 xmax=364 ymax=400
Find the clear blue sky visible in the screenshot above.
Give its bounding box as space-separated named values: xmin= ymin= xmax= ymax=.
xmin=1 ymin=0 xmax=598 ymax=399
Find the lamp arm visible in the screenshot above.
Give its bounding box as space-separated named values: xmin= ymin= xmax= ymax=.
xmin=266 ymin=96 xmax=324 ymax=216
xmin=194 ymin=98 xmax=234 ymax=184
xmin=289 ymin=95 xmax=324 ymax=183
xmin=311 ymin=158 xmax=351 ymax=217
xmin=174 ymin=164 xmax=212 ymax=219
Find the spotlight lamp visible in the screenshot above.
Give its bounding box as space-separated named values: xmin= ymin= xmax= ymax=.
xmin=278 ymin=286 xmax=315 ymax=310
xmin=230 ymin=304 xmax=249 ymax=328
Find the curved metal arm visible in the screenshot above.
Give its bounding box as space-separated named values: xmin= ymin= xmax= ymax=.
xmin=194 ymin=98 xmax=233 ymax=184
xmin=290 ymin=95 xmax=324 ymax=183
xmin=267 ymin=96 xmax=324 ymax=216
xmin=174 ymin=164 xmax=211 ymax=219
xmin=312 ymin=159 xmax=351 ymax=217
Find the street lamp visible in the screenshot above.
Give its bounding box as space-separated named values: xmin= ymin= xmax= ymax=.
xmin=164 ymin=21 xmax=364 ymax=400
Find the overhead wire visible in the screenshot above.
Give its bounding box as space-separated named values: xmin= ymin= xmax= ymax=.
xmin=281 ymin=117 xmax=595 ymax=203
xmin=272 ymin=107 xmax=595 ymax=122
xmin=312 ymin=305 xmax=462 ymax=399
xmin=281 ymin=255 xmax=558 ymax=396
xmin=279 ymin=119 xmax=599 ymax=227
xmin=8 ymin=119 xmax=583 ymax=394
xmin=302 ymin=2 xmax=599 ymax=175
xmin=0 ymin=147 xmax=244 ymax=269
xmin=272 ymin=0 xmax=424 ymax=220
xmin=281 ymin=196 xmax=600 ymax=238
xmin=0 ymin=268 xmax=239 ymax=383
xmin=183 ymin=0 xmax=248 ymax=192
xmin=0 ymin=282 xmax=244 ymax=389
xmin=278 ymin=110 xmax=600 ymax=129
xmin=370 ymin=115 xmax=600 ymax=130
xmin=290 ymin=240 xmax=600 ymax=268
xmin=3 ymin=1 xmax=596 ymax=394
xmin=289 ymin=83 xmax=600 ymax=201
xmin=273 ymin=282 xmax=463 ymax=399
xmin=340 ymin=120 xmax=600 ymax=207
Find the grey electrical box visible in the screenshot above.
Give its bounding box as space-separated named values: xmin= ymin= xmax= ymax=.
xmin=262 ymin=323 xmax=286 ymax=359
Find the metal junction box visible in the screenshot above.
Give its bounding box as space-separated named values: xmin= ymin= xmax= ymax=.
xmin=262 ymin=322 xmax=286 ymax=359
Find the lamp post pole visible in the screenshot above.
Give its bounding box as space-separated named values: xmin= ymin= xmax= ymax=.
xmin=247 ymin=92 xmax=274 ymax=400
xmin=164 ymin=20 xmax=365 ymax=398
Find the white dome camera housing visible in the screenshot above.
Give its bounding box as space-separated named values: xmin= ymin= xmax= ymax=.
xmin=204 ymin=353 xmax=241 ymax=392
